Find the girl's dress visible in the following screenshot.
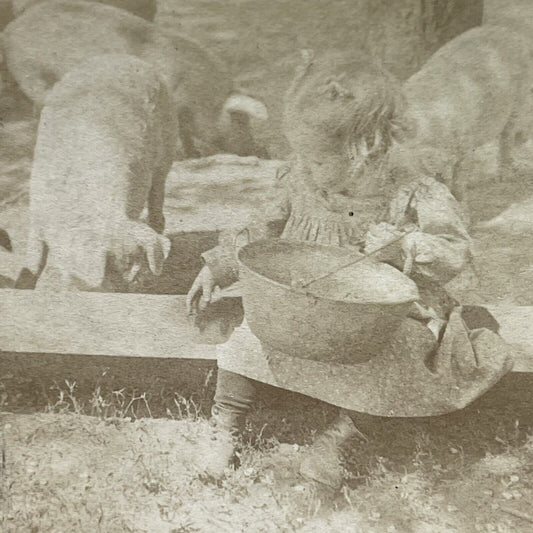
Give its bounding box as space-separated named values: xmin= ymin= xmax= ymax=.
xmin=201 ymin=159 xmax=514 ymax=417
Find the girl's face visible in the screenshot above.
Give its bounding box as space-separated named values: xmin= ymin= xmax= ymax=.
xmin=301 ymin=148 xmax=364 ymax=194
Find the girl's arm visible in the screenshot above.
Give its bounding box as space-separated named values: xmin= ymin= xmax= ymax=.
xmin=396 ymin=177 xmax=471 ymax=285
xmin=200 ymin=167 xmax=292 ymax=288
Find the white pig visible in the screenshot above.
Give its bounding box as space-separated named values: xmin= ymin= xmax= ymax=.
xmin=389 ymin=25 xmax=533 ymax=212
xmin=15 ymin=54 xmax=175 ymax=291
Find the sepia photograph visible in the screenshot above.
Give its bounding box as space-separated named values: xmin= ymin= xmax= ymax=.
xmin=1 ymin=0 xmax=533 ymax=531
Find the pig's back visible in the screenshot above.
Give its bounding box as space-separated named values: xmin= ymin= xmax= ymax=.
xmin=404 ymin=26 xmax=533 ymax=148
xmin=32 ymin=54 xmax=175 ymax=232
xmin=3 ymin=0 xmax=156 ymax=106
xmin=160 ymin=32 xmax=233 ymax=116
xmin=45 ymin=54 xmax=172 ymax=153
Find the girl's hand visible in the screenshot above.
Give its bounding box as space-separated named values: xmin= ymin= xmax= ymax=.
xmin=364 ymin=222 xmax=405 ymax=264
xmin=401 ymin=232 xmax=437 ymax=266
xmin=186 ymin=265 xmax=216 ymax=315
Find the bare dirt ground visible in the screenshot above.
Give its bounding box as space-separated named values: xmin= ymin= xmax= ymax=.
xmin=2 ymin=404 xmax=533 ymax=532
xmin=2 ymin=1 xmax=533 ymax=531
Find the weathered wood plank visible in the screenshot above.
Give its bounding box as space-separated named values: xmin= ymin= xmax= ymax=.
xmin=487 ymin=306 xmax=533 ymax=373
xmin=0 ymin=288 xmax=531 ymax=372
xmin=0 ymin=289 xmax=220 ymax=359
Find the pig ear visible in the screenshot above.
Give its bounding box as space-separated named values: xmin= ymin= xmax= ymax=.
xmin=144 ymin=233 xmax=171 ymax=276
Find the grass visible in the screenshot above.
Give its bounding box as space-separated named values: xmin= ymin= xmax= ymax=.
xmin=43 ymin=369 xmax=214 ymax=421
xmin=1 ymin=379 xmax=533 ymax=532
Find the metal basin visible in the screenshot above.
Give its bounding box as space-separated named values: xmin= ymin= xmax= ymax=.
xmin=237 ymin=239 xmax=419 ymax=364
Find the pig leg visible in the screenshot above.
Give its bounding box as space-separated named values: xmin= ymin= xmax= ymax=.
xmin=36 ymin=263 xmax=68 ymax=291
xmin=14 ymin=267 xmax=40 ymax=289
xmin=450 ymin=158 xmax=471 ymax=228
xmin=147 ymin=168 xmax=167 ymax=234
xmin=36 ymin=246 xmax=82 ymax=291
xmin=498 ymin=117 xmax=517 ymax=182
xmin=177 ymin=106 xmax=201 ymax=159
xmin=0 ymin=229 xmax=12 ymax=251
xmin=14 ymin=226 xmax=47 ymax=289
xmin=514 ymin=129 xmax=529 ymax=146
xmin=99 ymin=258 xmax=123 ymax=293
xmin=450 ymin=158 xmax=466 ymax=202
xmin=223 ymin=110 xmax=269 ymax=158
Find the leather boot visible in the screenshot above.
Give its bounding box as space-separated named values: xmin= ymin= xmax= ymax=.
xmin=195 ymin=404 xmax=245 ymax=479
xmin=299 ymin=410 xmax=366 ymax=489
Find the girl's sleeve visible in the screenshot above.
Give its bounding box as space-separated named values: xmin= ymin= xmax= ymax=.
xmin=200 ymin=166 xmax=292 ymax=288
xmin=394 ymin=178 xmax=471 ymax=285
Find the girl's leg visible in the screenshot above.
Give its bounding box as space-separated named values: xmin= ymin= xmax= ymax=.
xmin=197 ymin=368 xmax=257 ymax=479
xmin=299 ymin=408 xmax=366 ymax=489
xmin=211 ymin=368 xmax=257 ymax=431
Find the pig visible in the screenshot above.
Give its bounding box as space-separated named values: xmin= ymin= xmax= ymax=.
xmin=0 ymin=228 xmax=13 ymax=287
xmin=0 ymin=119 xmax=38 ymax=161
xmin=14 ymin=54 xmax=174 ymax=291
xmin=483 ymin=0 xmax=533 ymax=36
xmin=388 ymin=25 xmax=533 ymax=216
xmin=0 ymin=228 xmax=12 ymax=251
xmin=11 ymin=0 xmax=156 ymax=20
xmin=1 ymin=0 xmax=268 ymax=158
xmin=0 ymin=0 xmax=12 ymax=30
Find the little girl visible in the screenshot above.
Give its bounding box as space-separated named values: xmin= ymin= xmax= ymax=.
xmin=186 ymin=51 xmax=514 ymax=488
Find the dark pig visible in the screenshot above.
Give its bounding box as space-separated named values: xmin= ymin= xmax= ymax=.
xmin=2 ymin=0 xmax=268 ymax=158
xmin=0 ymin=228 xmax=13 ymax=287
xmin=11 ymin=0 xmax=156 ymax=20
xmin=0 ymin=0 xmax=13 ymax=30
xmin=0 ymin=228 xmax=12 ymax=251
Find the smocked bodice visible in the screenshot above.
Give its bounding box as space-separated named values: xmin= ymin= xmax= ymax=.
xmin=280 ymin=159 xmax=397 ymax=247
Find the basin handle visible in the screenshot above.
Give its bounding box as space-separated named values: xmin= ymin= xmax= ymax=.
xmin=234 ymin=227 xmax=251 ymax=249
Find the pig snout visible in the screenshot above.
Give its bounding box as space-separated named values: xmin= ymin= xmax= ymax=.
xmin=216 ymin=93 xmax=269 ymax=157
xmin=222 ymin=94 xmax=269 ymax=122
xmin=178 ymin=93 xmax=270 ymax=159
xmin=388 ymin=144 xmax=455 ymax=186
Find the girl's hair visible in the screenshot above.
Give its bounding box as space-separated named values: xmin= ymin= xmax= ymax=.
xmin=283 ymin=51 xmax=409 ymax=161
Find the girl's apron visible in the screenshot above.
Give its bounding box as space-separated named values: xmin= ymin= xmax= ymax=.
xmin=216 ymin=176 xmax=514 ymax=417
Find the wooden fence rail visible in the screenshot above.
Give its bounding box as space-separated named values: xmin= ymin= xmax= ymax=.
xmin=1 ymin=289 xmax=532 ymax=372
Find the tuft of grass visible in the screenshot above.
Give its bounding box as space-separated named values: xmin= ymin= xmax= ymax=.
xmin=44 ymin=376 xmax=207 ymax=424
